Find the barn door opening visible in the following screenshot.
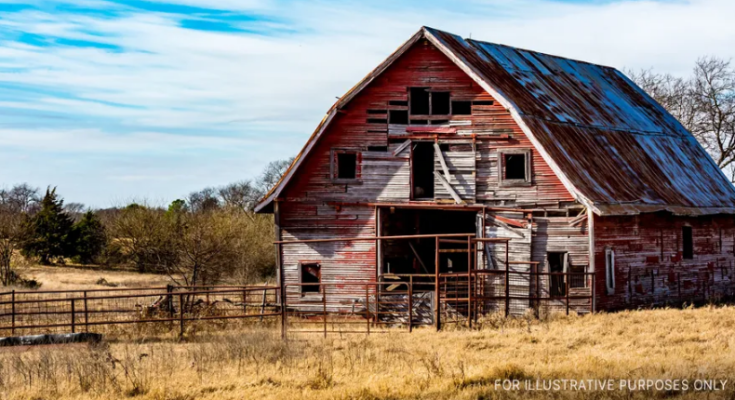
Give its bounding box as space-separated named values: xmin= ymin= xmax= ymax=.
xmin=380 ymin=208 xmax=476 ymax=276
xmin=411 ymin=143 xmax=435 ymax=199
xmin=548 ymin=252 xmax=568 ymax=297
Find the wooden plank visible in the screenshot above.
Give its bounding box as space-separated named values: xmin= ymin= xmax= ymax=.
xmin=434 ymin=171 xmax=463 ymax=204
xmin=393 ymin=140 xmax=411 ymax=156
xmin=434 ymin=142 xmax=451 ymax=180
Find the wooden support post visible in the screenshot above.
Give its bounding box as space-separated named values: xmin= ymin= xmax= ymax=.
xmin=71 ymin=299 xmax=76 ymax=333
xmin=435 ymin=236 xmax=441 ymax=331
xmin=408 ymin=277 xmax=413 ymax=333
xmin=179 ymin=293 xmax=185 ymax=337
xmin=467 ymin=235 xmax=472 ymax=328
xmin=83 ymin=291 xmax=89 ymax=333
xmin=260 ymin=287 xmax=267 ymax=322
xmin=505 ymin=241 xmax=510 ymax=318
xmin=591 ymin=272 xmax=596 ymax=313
xmin=565 ymin=275 xmax=570 ymax=316
xmin=11 ymin=290 xmax=15 ymax=336
xmin=365 ymin=285 xmax=370 ymax=335
xmin=323 ymin=286 xmax=328 ymax=338
xmin=281 ymin=287 xmax=287 ymax=339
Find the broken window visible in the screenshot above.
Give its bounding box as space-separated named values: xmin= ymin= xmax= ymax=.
xmin=499 ymin=150 xmax=532 ymax=185
xmin=411 ymin=142 xmax=434 ymax=199
xmin=367 ymin=145 xmax=388 ymax=152
xmin=683 ymin=226 xmax=693 ymax=259
xmin=605 ymin=248 xmax=615 ymax=295
xmin=300 ymin=262 xmax=321 ymax=294
xmin=409 ymin=87 xmax=430 ymax=115
xmin=569 ymin=265 xmax=587 ymax=288
xmin=332 ymin=150 xmax=360 ymax=181
xmin=431 ymin=92 xmax=450 ymax=115
xmin=452 ymin=101 xmax=472 ymax=115
xmin=389 ymin=110 xmax=409 ymax=125
xmin=548 ymin=252 xmax=567 ymax=296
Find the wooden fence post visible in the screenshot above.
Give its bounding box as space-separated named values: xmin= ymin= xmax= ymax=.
xmin=83 ymin=291 xmax=89 ymax=333
xmin=505 ymin=241 xmax=510 ymax=318
xmin=408 ymin=277 xmax=413 ymax=333
xmin=565 ymin=274 xmax=570 ymax=316
xmin=435 ymin=236 xmax=441 ymax=331
xmin=365 ymin=285 xmax=370 ymax=335
xmin=11 ymin=290 xmax=15 ymax=336
xmin=467 ymin=235 xmax=472 ymax=329
xmin=323 ymin=285 xmax=327 ymax=338
xmin=71 ymin=299 xmax=76 ymax=333
xmin=179 ymin=293 xmax=185 ymax=337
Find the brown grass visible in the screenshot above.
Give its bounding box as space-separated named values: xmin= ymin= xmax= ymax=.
xmin=2 ymin=306 xmax=735 ymax=400
xmin=11 ymin=264 xmax=170 ymax=291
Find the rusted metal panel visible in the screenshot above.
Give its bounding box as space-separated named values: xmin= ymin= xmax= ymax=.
xmin=424 ymin=27 xmax=735 ymax=216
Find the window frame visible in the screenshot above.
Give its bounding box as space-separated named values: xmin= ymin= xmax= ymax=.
xmin=569 ymin=265 xmax=588 ymax=289
xmin=498 ymin=149 xmax=532 ymax=187
xmin=331 ymin=148 xmax=362 ymax=183
xmin=298 ymin=261 xmax=322 ymax=296
xmin=605 ymin=247 xmax=615 ymax=295
xmin=682 ymin=225 xmax=693 ymax=260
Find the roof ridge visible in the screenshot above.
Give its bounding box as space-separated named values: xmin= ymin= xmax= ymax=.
xmin=465 ymin=38 xmax=619 ymax=71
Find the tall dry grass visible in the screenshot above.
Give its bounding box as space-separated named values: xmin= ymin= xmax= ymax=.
xmin=2 ymin=306 xmax=735 ymax=399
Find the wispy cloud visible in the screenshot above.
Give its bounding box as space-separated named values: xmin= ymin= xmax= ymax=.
xmin=0 ymin=0 xmax=732 ymax=206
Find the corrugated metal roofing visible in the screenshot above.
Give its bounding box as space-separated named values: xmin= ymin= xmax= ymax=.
xmin=425 ymin=27 xmax=735 ymax=215
xmin=256 ymin=27 xmax=735 ymax=216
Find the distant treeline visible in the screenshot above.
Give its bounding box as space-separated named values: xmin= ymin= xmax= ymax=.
xmin=0 ymin=158 xmax=293 ymax=288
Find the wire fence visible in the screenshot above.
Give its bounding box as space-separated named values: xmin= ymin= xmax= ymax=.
xmin=0 ymin=285 xmax=280 ymax=337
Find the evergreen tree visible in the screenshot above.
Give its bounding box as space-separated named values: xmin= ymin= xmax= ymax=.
xmin=72 ymin=211 xmax=107 ymax=265
xmin=22 ymin=188 xmax=74 ymax=265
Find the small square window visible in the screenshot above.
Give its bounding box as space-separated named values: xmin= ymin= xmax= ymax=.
xmin=569 ymin=265 xmax=587 ymax=288
xmin=431 ymin=92 xmax=450 ymax=115
xmin=683 ymin=226 xmax=693 ymax=259
xmin=332 ymin=150 xmax=360 ymax=181
xmin=409 ymin=87 xmax=430 ymax=115
xmin=504 ymin=154 xmax=526 ymax=180
xmin=499 ymin=150 xmax=531 ymax=186
xmin=452 ymin=101 xmax=472 ymax=115
xmin=389 ymin=110 xmax=409 ymax=125
xmin=300 ymin=263 xmax=321 ymax=294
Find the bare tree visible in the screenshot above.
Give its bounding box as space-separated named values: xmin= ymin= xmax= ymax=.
xmin=690 ymin=58 xmax=735 ymax=178
xmin=0 ymin=207 xmax=24 ymax=286
xmin=256 ymin=158 xmax=294 ymax=197
xmin=628 ymin=57 xmax=735 ymax=180
xmin=64 ymin=202 xmax=87 ymax=222
xmin=218 ymin=181 xmax=260 ymax=211
xmin=187 ymin=187 xmax=220 ymax=213
xmin=0 ymin=184 xmax=39 ymax=285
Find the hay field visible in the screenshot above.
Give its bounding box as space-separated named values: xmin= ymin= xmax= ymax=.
xmin=2 ymin=305 xmax=735 ymax=400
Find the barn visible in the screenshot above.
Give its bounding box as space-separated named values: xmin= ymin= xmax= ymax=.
xmin=256 ymin=27 xmax=735 ymax=321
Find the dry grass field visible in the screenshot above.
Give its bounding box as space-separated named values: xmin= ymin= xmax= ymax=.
xmin=12 ymin=264 xmax=170 ymax=291
xmin=2 ymin=267 xmax=735 ymax=400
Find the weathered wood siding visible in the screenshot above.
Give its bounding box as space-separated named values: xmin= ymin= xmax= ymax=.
xmin=594 ymin=213 xmax=735 ymax=310
xmin=277 ymin=39 xmax=576 ymax=309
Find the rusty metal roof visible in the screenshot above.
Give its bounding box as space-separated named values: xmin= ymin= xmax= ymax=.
xmin=256 ymin=27 xmax=735 ymax=216
xmin=425 ymin=27 xmax=735 ymax=215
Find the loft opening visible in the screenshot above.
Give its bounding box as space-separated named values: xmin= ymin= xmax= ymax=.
xmin=548 ymin=252 xmax=567 ymax=296
xmin=332 ymin=149 xmax=360 ymax=181
xmin=379 ymin=208 xmax=477 ymax=277
xmin=499 ymin=149 xmax=532 ymax=186
xmin=408 ymin=88 xmax=452 ymax=117
xmin=411 ymin=142 xmax=435 ymax=199
xmin=299 ymin=262 xmax=321 ymax=294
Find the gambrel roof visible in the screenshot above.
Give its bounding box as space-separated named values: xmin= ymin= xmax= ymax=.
xmin=256 ymin=27 xmax=735 ymax=216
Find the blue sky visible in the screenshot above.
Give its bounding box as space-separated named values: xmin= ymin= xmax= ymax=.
xmin=0 ymin=0 xmax=733 ymax=207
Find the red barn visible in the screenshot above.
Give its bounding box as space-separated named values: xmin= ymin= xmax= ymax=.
xmin=256 ymin=27 xmax=735 ymax=319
